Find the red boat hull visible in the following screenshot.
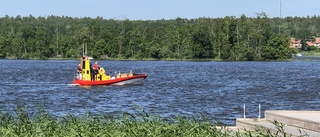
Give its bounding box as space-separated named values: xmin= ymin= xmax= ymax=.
xmin=73 ymin=74 xmax=147 ymax=86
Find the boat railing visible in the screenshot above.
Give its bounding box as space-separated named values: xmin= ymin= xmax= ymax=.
xmin=74 ymin=69 xmax=135 ymax=80
xmin=114 ymin=70 xmax=133 ymax=78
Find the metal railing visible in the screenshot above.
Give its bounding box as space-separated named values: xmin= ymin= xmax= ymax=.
xmin=243 ymin=103 xmax=261 ymax=120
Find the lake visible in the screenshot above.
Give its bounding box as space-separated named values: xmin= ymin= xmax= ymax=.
xmin=0 ymin=58 xmax=319 ymax=125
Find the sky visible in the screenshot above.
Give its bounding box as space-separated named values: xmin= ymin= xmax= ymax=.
xmin=0 ymin=0 xmax=319 ymax=20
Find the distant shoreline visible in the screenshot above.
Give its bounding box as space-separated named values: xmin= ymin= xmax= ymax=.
xmin=2 ymin=53 xmax=320 ymax=61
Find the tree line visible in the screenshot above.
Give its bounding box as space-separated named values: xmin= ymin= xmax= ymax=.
xmin=0 ymin=13 xmax=318 ymax=61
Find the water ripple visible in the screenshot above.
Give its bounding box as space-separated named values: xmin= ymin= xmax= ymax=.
xmin=0 ymin=60 xmax=320 ymax=125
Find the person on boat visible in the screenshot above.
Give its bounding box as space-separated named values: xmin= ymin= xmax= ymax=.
xmin=93 ymin=61 xmax=99 ymax=80
xmin=77 ymin=64 xmax=81 ymax=72
xmin=77 ymin=64 xmax=82 ymax=79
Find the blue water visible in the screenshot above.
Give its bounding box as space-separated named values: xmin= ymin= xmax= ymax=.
xmin=0 ymin=58 xmax=320 ymax=125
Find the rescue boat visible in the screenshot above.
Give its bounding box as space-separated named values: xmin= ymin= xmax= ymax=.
xmin=73 ymin=56 xmax=147 ymax=86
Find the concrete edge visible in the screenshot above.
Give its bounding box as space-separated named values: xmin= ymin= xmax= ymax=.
xmin=236 ymin=118 xmax=319 ymax=137
xmin=265 ymin=110 xmax=320 ymax=125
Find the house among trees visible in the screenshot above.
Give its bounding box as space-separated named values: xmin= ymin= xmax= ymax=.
xmin=290 ymin=38 xmax=301 ymax=48
xmin=290 ymin=37 xmax=320 ymax=48
xmin=313 ymin=37 xmax=320 ymax=47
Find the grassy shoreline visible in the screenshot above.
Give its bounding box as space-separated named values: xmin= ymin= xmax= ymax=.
xmin=0 ymin=108 xmax=298 ymax=136
xmin=300 ymin=51 xmax=320 ymax=56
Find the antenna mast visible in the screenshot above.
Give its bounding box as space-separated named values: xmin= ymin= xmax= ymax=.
xmin=279 ymin=0 xmax=282 ymax=34
xmin=82 ymin=43 xmax=88 ymax=56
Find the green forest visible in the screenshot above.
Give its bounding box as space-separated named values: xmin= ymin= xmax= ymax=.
xmin=0 ymin=13 xmax=319 ymax=61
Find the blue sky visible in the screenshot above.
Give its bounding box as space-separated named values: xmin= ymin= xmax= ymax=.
xmin=1 ymin=0 xmax=319 ymax=20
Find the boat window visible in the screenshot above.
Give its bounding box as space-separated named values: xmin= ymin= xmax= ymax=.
xmin=82 ymin=61 xmax=86 ymax=69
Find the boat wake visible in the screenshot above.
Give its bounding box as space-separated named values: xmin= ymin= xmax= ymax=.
xmin=4 ymin=82 xmax=73 ymax=86
xmin=67 ymin=84 xmax=80 ymax=86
